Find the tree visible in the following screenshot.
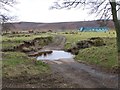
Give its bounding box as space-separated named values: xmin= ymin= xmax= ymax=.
xmin=0 ymin=0 xmax=17 ymax=32
xmin=51 ymin=0 xmax=120 ymax=62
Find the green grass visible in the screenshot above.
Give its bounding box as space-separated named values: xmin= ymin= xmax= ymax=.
xmin=2 ymin=33 xmax=52 ymax=77
xmin=62 ymin=31 xmax=118 ymax=69
xmin=75 ymin=45 xmax=118 ymax=68
xmin=3 ymin=52 xmax=28 ymax=66
xmin=60 ymin=31 xmax=116 ymax=49
xmin=2 ymin=33 xmax=51 ymax=42
xmin=2 ymin=34 xmax=50 ymax=77
xmin=2 ymin=31 xmax=118 ymax=75
xmin=2 ymin=33 xmax=53 ymax=50
xmin=2 ymin=51 xmax=50 ymax=77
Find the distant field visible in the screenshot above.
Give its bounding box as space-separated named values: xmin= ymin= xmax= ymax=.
xmin=60 ymin=31 xmax=116 ymax=45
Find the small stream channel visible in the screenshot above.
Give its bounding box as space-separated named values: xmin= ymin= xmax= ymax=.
xmin=37 ymin=50 xmax=74 ymax=60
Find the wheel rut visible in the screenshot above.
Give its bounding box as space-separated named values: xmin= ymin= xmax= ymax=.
xmin=46 ymin=59 xmax=118 ymax=88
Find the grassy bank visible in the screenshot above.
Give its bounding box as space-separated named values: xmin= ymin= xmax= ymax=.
xmin=61 ymin=31 xmax=116 ymax=49
xmin=61 ymin=31 xmax=118 ymax=70
xmin=2 ymin=52 xmax=50 ymax=77
xmin=2 ymin=33 xmax=52 ymax=50
xmin=2 ymin=33 xmax=51 ymax=78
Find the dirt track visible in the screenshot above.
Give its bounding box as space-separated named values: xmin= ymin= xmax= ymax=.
xmin=42 ymin=35 xmax=66 ymax=50
xmin=2 ymin=35 xmax=119 ymax=88
xmin=45 ymin=59 xmax=118 ymax=88
xmin=41 ymin=35 xmax=118 ymax=88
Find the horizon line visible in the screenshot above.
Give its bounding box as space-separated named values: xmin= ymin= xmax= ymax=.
xmin=8 ymin=19 xmax=113 ymax=23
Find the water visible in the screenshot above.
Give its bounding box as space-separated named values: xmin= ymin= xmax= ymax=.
xmin=37 ymin=50 xmax=74 ymax=60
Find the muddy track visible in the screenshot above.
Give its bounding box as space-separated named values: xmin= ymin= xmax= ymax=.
xmin=2 ymin=35 xmax=118 ymax=88
xmin=42 ymin=35 xmax=66 ymax=50
xmin=41 ymin=35 xmax=118 ymax=88
xmin=47 ymin=59 xmax=118 ymax=88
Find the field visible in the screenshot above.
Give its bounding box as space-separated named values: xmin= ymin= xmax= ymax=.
xmin=1 ymin=30 xmax=118 ymax=88
xmin=2 ymin=33 xmax=52 ymax=77
xmin=2 ymin=31 xmax=118 ymax=72
xmin=60 ymin=31 xmax=118 ymax=70
xmin=2 ymin=33 xmax=52 ymax=50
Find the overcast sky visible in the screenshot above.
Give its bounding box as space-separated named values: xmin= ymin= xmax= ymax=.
xmin=10 ymin=0 xmax=101 ymax=23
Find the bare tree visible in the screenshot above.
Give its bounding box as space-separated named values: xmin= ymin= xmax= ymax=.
xmin=51 ymin=0 xmax=120 ymax=61
xmin=0 ymin=0 xmax=17 ymax=32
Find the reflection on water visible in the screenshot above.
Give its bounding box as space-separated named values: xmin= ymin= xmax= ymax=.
xmin=37 ymin=50 xmax=74 ymax=60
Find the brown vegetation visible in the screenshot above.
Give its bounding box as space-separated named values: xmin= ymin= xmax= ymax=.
xmin=67 ymin=37 xmax=105 ymax=55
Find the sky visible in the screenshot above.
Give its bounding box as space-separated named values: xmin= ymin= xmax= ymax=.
xmin=9 ymin=0 xmax=99 ymax=23
xmin=9 ymin=0 xmax=120 ymax=23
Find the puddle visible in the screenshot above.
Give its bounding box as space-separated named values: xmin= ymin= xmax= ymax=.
xmin=37 ymin=50 xmax=74 ymax=60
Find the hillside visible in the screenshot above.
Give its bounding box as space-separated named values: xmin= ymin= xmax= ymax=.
xmin=6 ymin=20 xmax=115 ymax=32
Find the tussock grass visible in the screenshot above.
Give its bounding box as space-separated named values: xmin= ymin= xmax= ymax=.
xmin=2 ymin=33 xmax=51 ymax=77
xmin=2 ymin=33 xmax=52 ymax=50
xmin=2 ymin=52 xmax=50 ymax=77
xmin=61 ymin=31 xmax=116 ymax=49
xmin=75 ymin=45 xmax=118 ymax=69
xmin=62 ymin=31 xmax=118 ymax=69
